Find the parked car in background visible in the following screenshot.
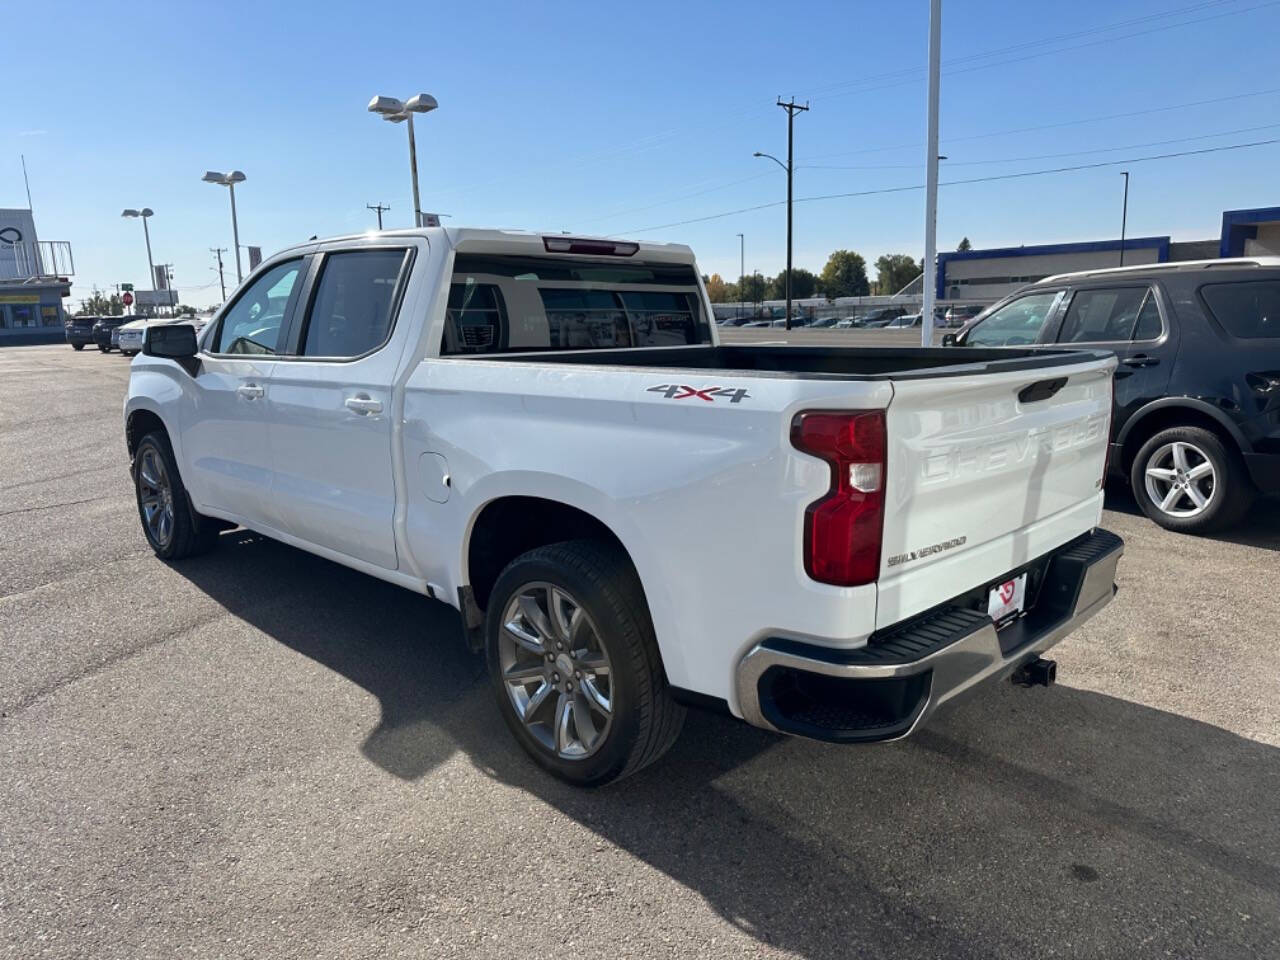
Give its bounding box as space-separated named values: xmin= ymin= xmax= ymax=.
xmin=117 ymin=318 xmax=148 ymax=356
xmin=64 ymin=316 xmax=99 ymax=350
xmin=123 ymin=226 xmax=1121 ymax=785
xmin=885 ymin=312 xmax=923 ymax=328
xmin=944 ymin=258 xmax=1280 ymax=534
xmin=807 ymin=316 xmax=840 ymax=328
xmin=93 ymin=316 xmax=128 ymax=352
xmin=835 ymin=316 xmax=862 ymax=328
xmin=944 ymin=304 xmax=985 ymax=328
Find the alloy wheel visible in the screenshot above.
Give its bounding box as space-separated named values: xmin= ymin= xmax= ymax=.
xmin=137 ymin=447 xmax=176 ymax=547
xmin=1143 ymin=441 xmax=1216 ymax=519
xmin=498 ymin=582 xmax=613 ymax=759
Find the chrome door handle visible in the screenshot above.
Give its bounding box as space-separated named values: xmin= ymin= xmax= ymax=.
xmin=236 ymin=383 xmax=264 ymax=399
xmin=344 ymin=396 xmax=383 ymax=415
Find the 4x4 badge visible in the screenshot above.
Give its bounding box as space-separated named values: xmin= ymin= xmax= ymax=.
xmin=646 ymin=384 xmax=750 ymax=403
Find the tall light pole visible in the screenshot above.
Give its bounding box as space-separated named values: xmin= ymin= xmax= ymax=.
xmin=736 ymin=232 xmax=745 ymax=320
xmin=755 ymin=97 xmax=809 ymax=331
xmin=202 ymin=171 xmax=246 ymax=283
xmin=368 ymin=93 xmax=439 ymax=228
xmin=921 ymin=0 xmax=943 ymax=348
xmin=121 ymin=208 xmax=156 ymax=297
xmin=1119 ymin=171 xmax=1130 ymax=266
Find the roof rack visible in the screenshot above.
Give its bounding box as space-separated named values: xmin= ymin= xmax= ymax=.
xmin=1038 ymin=256 xmax=1280 ymax=285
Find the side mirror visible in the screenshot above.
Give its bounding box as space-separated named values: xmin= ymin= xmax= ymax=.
xmin=144 ymin=323 xmax=198 ymax=359
xmin=941 ymin=333 xmax=958 ymax=347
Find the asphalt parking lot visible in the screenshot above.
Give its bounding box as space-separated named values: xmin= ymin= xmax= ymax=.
xmin=3 ymin=343 xmax=1279 ymax=959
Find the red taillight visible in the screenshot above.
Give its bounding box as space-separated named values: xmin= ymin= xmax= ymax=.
xmin=791 ymin=410 xmax=887 ymax=587
xmin=542 ymin=236 xmax=639 ymax=257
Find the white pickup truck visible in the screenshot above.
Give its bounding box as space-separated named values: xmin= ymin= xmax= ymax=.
xmin=125 ymin=228 xmax=1123 ymax=785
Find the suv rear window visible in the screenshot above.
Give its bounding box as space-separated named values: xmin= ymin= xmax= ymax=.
xmin=1201 ymin=280 xmax=1280 ymax=339
xmin=442 ymin=254 xmax=711 ymax=355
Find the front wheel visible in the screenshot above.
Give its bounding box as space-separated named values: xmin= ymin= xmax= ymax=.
xmin=97 ymin=344 xmax=109 ymax=353
xmin=1130 ymin=426 xmax=1253 ymax=534
xmin=72 ymin=343 xmax=84 ymax=351
xmin=485 ymin=540 xmax=684 ymax=786
xmin=133 ymin=431 xmax=220 ymax=559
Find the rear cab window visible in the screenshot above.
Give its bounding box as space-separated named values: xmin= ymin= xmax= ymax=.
xmin=1200 ymin=280 xmax=1280 ymax=339
xmin=441 ymin=254 xmax=712 ymax=355
xmin=1056 ymin=286 xmax=1163 ymax=344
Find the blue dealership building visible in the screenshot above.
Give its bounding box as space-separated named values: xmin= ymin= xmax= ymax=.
xmin=935 ymin=205 xmax=1280 ymax=302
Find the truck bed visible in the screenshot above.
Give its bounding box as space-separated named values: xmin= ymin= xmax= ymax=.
xmin=479 ymin=344 xmax=1111 ymax=380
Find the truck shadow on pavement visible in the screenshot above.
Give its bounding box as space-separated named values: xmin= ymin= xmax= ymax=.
xmin=173 ymin=530 xmax=1280 ymax=959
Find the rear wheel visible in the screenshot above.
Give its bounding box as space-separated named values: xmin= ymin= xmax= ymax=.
xmin=1130 ymin=426 xmax=1253 ymax=534
xmin=97 ymin=343 xmax=109 ymax=353
xmin=485 ymin=540 xmax=684 ymax=786
xmin=133 ymin=431 xmax=220 ymax=560
xmin=72 ymin=343 xmax=84 ymax=351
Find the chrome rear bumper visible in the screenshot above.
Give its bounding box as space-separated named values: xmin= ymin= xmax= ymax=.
xmin=735 ymin=528 xmax=1123 ymax=742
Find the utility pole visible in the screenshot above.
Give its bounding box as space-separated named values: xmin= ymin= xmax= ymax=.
xmin=737 ymin=233 xmax=745 ymax=320
xmin=778 ymin=97 xmax=808 ymax=331
xmin=1119 ymin=171 xmax=1130 ymax=266
xmin=367 ymin=202 xmax=390 ymax=229
xmin=921 ymin=0 xmax=942 ymax=348
xmin=210 ymin=248 xmax=227 ymax=302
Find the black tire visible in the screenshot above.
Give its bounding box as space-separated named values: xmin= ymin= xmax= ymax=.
xmin=72 ymin=343 xmax=84 ymax=351
xmin=485 ymin=539 xmax=684 ymax=786
xmin=97 ymin=344 xmax=110 ymax=353
xmin=133 ymin=431 xmax=220 ymax=560
xmin=1130 ymin=425 xmax=1253 ymax=534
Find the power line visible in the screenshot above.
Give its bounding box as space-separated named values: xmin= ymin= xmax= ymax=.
xmin=806 ymin=0 xmax=1280 ymax=103
xmin=802 ymin=121 xmax=1280 ymax=170
xmin=799 ymin=0 xmax=1243 ymax=100
xmin=803 ymin=85 xmax=1280 ymax=161
xmin=614 ymin=137 xmax=1280 ymax=235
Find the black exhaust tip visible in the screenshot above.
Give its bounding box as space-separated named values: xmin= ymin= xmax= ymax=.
xmin=1012 ymin=657 xmax=1057 ymax=688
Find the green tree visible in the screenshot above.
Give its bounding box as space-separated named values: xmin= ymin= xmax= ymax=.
xmin=874 ymin=254 xmax=922 ymax=296
xmin=819 ymin=250 xmax=870 ymax=298
xmin=78 ymin=290 xmax=125 ymax=316
xmin=957 ymin=236 xmax=972 ymax=251
xmin=739 ymin=273 xmax=767 ymax=305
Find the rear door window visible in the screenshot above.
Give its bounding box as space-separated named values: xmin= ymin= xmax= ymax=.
xmin=298 ymin=248 xmax=408 ymax=358
xmin=1056 ymin=287 xmax=1150 ymax=343
xmin=1200 ymin=280 xmax=1280 ymax=339
xmin=442 ymin=254 xmax=712 ymax=355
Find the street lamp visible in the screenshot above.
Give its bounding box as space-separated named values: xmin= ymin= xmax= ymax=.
xmin=121 ymin=208 xmax=156 ymax=306
xmin=368 ymin=93 xmax=439 ymax=228
xmin=202 ymin=170 xmax=247 ymax=283
xmin=1119 ymin=171 xmax=1130 ymax=266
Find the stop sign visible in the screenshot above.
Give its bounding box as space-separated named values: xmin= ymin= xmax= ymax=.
xmin=122 ymin=292 xmax=134 ymax=307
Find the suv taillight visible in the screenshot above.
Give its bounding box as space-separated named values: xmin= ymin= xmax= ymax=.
xmin=791 ymin=410 xmax=887 ymax=587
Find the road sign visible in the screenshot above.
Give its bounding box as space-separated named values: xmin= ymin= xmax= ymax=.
xmin=121 ymin=283 xmax=134 ymax=292
xmin=122 ymin=291 xmax=134 ymax=307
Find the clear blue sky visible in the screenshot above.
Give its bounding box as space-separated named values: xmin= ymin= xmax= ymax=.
xmin=4 ymin=0 xmax=1280 ymax=306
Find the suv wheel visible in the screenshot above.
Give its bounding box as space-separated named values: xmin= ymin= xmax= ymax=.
xmin=485 ymin=540 xmax=684 ymax=786
xmin=1130 ymin=426 xmax=1253 ymax=534
xmin=133 ymin=431 xmax=221 ymax=560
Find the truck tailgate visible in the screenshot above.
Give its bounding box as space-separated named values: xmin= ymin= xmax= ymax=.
xmin=875 ymin=354 xmax=1115 ymax=628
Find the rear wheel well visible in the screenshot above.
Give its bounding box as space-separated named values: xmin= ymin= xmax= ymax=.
xmin=467 ymin=497 xmax=631 ymax=611
xmin=126 ymin=409 xmax=167 ymax=459
xmin=1120 ymin=406 xmax=1242 ymax=476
